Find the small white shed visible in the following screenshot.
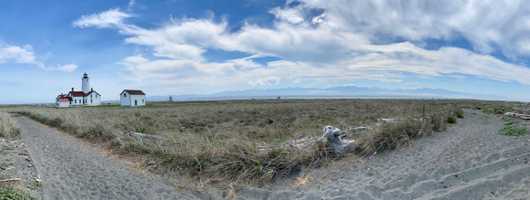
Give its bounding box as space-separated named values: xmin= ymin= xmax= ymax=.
xmin=120 ymin=89 xmax=146 ymax=107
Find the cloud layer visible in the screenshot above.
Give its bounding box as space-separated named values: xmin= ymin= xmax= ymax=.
xmin=73 ymin=1 xmax=530 ymax=93
xmin=0 ymin=44 xmax=77 ymax=72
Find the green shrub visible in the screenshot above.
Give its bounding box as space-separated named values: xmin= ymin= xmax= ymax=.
xmin=500 ymin=121 xmax=528 ymax=136
xmin=0 ymin=187 xmax=33 ymax=200
xmin=447 ymin=116 xmax=457 ymax=124
xmin=455 ymin=110 xmax=464 ymax=118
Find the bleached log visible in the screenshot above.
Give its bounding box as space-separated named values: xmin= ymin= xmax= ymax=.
xmin=379 ymin=118 xmax=397 ymax=123
xmin=0 ymin=178 xmax=21 ymax=183
xmin=126 ymin=132 xmax=163 ymax=140
xmin=504 ymin=112 xmax=530 ymax=120
xmin=322 ymin=126 xmax=357 ymax=155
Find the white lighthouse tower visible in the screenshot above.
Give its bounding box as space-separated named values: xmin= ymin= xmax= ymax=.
xmin=82 ymin=73 xmax=90 ymax=94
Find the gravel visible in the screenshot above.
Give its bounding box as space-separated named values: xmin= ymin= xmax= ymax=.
xmin=0 ymin=137 xmax=41 ymax=199
xmin=15 ymin=116 xmax=200 ymax=200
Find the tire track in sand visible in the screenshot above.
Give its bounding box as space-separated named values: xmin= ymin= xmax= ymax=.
xmin=15 ymin=116 xmax=200 ymax=200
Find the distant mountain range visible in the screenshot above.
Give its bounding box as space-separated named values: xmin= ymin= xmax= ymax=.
xmin=148 ymin=86 xmax=500 ymax=102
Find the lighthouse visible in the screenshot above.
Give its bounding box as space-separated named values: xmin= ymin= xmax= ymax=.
xmin=56 ymin=73 xmax=102 ymax=107
xmin=82 ymin=73 xmax=90 ymax=94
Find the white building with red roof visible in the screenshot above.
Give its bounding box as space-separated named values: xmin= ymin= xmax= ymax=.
xmin=56 ymin=73 xmax=102 ymax=107
xmin=56 ymin=94 xmax=72 ymax=108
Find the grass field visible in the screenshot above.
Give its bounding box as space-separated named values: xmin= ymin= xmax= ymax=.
xmin=4 ymin=99 xmax=519 ymax=184
xmin=0 ymin=112 xmax=19 ymax=138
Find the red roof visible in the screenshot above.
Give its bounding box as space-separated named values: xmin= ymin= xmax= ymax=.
xmin=69 ymin=91 xmax=86 ymax=97
xmin=57 ymin=95 xmax=72 ymax=101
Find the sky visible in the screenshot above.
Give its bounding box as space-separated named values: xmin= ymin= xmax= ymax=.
xmin=1 ymin=0 xmax=530 ymax=103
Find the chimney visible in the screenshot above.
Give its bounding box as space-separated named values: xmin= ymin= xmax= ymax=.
xmin=71 ymin=88 xmax=74 ymax=92
xmin=91 ymin=88 xmax=93 ymax=92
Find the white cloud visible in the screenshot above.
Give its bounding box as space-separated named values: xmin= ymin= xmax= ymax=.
xmin=270 ymin=7 xmax=305 ymax=24
xmin=49 ymin=64 xmax=78 ymax=72
xmin=73 ymin=8 xmax=130 ymax=29
xmin=250 ymin=76 xmax=281 ymax=87
xmin=297 ymin=0 xmax=530 ymax=59
xmin=0 ymin=44 xmax=77 ymax=72
xmin=0 ymin=45 xmax=37 ymax=64
xmin=75 ymin=1 xmax=530 ymax=94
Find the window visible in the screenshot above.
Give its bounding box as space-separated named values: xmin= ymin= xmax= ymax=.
xmin=124 ymin=93 xmax=127 ymax=97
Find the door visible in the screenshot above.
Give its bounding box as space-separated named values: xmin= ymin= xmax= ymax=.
xmin=135 ymin=99 xmax=138 ymax=106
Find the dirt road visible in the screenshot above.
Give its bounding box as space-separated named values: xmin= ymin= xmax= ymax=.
xmin=15 ymin=116 xmax=200 ymax=200
xmin=239 ymin=110 xmax=530 ymax=200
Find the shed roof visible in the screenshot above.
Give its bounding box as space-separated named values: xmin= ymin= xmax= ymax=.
xmin=121 ymin=89 xmax=146 ymax=95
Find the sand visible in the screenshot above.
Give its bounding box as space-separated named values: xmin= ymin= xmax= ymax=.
xmin=14 ymin=116 xmax=200 ymax=200
xmin=237 ymin=110 xmax=530 ymax=199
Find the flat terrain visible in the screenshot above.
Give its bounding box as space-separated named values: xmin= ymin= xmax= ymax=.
xmin=14 ymin=116 xmax=199 ymax=200
xmin=9 ymin=100 xmax=466 ymax=183
xmin=238 ymin=110 xmax=530 ymax=199
xmin=8 ymin=103 xmax=530 ymax=199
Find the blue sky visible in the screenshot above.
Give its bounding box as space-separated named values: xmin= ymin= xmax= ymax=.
xmin=0 ymin=0 xmax=529 ymax=103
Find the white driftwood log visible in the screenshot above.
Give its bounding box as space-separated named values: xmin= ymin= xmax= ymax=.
xmin=505 ymin=112 xmax=530 ymax=120
xmin=322 ymin=126 xmax=357 ymax=155
xmin=127 ymin=132 xmax=163 ymax=140
xmin=0 ymin=178 xmax=21 ymax=185
xmin=126 ymin=132 xmax=164 ymax=144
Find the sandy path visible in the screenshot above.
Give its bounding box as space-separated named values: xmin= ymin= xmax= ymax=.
xmin=239 ymin=110 xmax=530 ymax=200
xmin=14 ymin=116 xmax=200 ymax=200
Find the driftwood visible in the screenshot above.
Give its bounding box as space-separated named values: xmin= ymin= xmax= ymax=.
xmin=322 ymin=126 xmax=357 ymax=155
xmin=504 ymin=112 xmax=530 ymax=120
xmin=258 ymin=126 xmax=360 ymax=154
xmin=126 ymin=132 xmax=164 ymax=144
xmin=347 ymin=126 xmax=370 ymax=133
xmin=379 ymin=118 xmax=397 ymax=123
xmin=0 ymin=178 xmax=21 ymax=185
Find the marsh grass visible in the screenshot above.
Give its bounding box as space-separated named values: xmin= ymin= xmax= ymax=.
xmin=0 ymin=112 xmax=19 ymax=138
xmin=9 ymin=100 xmax=467 ymax=183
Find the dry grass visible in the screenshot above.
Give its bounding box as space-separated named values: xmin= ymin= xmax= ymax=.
xmin=0 ymin=112 xmax=20 ymax=138
xmin=6 ymin=99 xmax=469 ymax=184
